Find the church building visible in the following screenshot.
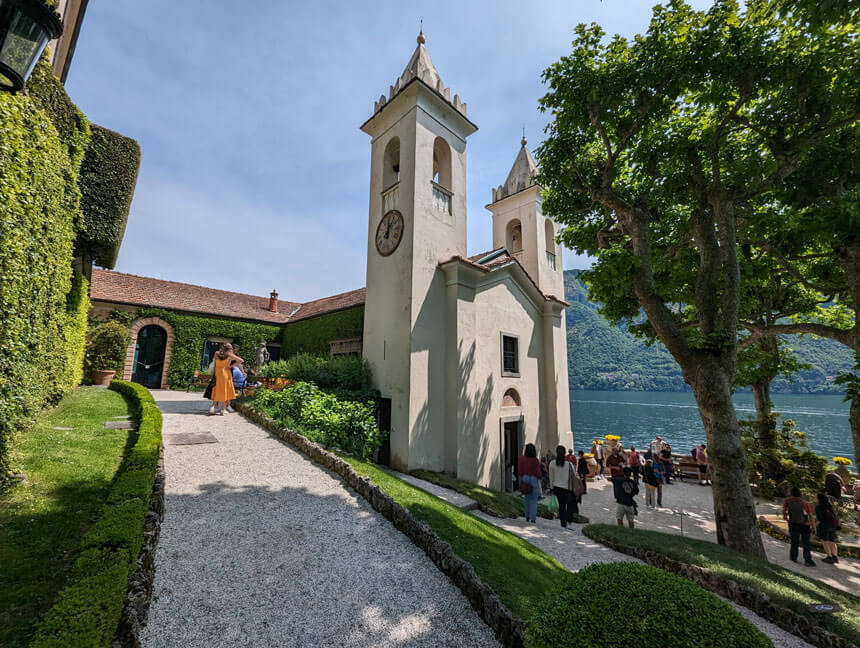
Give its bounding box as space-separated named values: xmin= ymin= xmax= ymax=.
xmin=89 ymin=32 xmax=572 ymax=492
xmin=360 ymin=32 xmax=572 ymax=489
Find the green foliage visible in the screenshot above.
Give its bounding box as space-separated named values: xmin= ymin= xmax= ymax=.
xmin=0 ymin=56 xmax=91 ymax=478
xmin=341 ymin=455 xmax=568 ymax=620
xmin=0 ymin=387 xmax=130 ymax=647
xmin=526 ymin=562 xmax=771 ymax=648
xmin=254 ymin=382 xmax=381 ymax=459
xmin=134 ymin=308 xmax=280 ymax=388
xmin=259 ymin=352 xmax=372 ymax=391
xmin=57 ymin=272 xmax=90 ymax=394
xmin=583 ymin=524 xmax=860 ymax=645
xmin=741 ymin=416 xmax=828 ymax=497
xmin=77 ymin=125 xmax=141 ymax=268
xmin=84 ymin=320 xmax=131 ymax=376
xmin=280 ymin=306 xmax=364 ymax=357
xmin=30 ymin=380 xmax=162 ymax=648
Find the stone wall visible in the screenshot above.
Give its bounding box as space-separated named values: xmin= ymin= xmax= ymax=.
xmin=237 ymin=402 xmax=527 ymax=648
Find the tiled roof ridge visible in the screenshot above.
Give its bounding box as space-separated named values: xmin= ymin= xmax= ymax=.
xmin=288 ymin=286 xmax=367 ymax=324
xmin=91 ymin=268 xmax=296 ymax=306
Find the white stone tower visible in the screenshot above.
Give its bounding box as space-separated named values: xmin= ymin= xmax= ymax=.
xmin=361 ymin=32 xmax=478 ymax=471
xmin=487 ymin=137 xmax=565 ymax=300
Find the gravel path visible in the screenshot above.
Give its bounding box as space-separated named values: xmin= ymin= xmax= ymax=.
xmin=141 ymin=391 xmax=499 ymax=648
xmin=472 ymin=512 xmax=813 ymax=648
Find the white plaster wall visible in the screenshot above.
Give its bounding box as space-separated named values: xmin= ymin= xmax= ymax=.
xmin=554 ymin=310 xmax=573 ymax=450
xmin=462 ymin=276 xmax=546 ymax=489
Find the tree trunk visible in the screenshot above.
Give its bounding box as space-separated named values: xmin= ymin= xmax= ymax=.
xmin=852 ymin=394 xmax=860 ymax=471
xmin=687 ymin=357 xmax=768 ymax=559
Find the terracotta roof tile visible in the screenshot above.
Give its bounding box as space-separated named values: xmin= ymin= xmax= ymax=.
xmin=90 ymin=269 xmax=299 ymax=324
xmin=287 ymin=287 xmax=366 ymax=323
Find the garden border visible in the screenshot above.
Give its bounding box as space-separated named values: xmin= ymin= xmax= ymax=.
xmin=582 ymin=526 xmax=854 ymax=648
xmin=29 ymin=381 xmax=164 ymax=648
xmin=236 ymin=401 xmax=526 ymax=648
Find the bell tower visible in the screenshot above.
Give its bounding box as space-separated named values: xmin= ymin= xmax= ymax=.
xmin=361 ymin=32 xmax=478 ymax=471
xmin=487 ymin=137 xmax=564 ymax=300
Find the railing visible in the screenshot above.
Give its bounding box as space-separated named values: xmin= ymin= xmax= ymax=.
xmin=546 ymin=251 xmax=557 ymax=270
xmin=431 ymin=181 xmax=452 ymax=214
xmin=382 ymin=181 xmax=399 ymax=213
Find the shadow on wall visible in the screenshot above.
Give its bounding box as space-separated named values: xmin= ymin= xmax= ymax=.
xmin=147 ymin=479 xmax=497 ymax=647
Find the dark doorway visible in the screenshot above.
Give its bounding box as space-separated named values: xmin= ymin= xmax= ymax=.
xmin=132 ymin=325 xmax=166 ymax=389
xmin=376 ymin=398 xmax=392 ymax=466
xmin=502 ymin=419 xmax=522 ymax=492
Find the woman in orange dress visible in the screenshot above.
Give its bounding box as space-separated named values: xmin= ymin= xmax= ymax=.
xmin=209 ymin=343 xmax=243 ymax=415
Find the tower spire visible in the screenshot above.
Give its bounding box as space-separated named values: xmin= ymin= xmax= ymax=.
xmin=521 ymin=125 xmax=526 ymax=147
xmin=418 ymin=18 xmax=425 ymax=44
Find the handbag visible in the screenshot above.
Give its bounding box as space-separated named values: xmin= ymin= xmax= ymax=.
xmin=520 ymin=477 xmax=533 ymax=494
xmin=568 ymin=463 xmax=585 ymax=497
xmin=203 ymin=365 xmax=215 ymax=400
xmin=547 ymin=494 xmax=559 ymax=513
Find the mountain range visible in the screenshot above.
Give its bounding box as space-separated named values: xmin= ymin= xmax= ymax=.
xmin=564 ymin=270 xmax=854 ymax=393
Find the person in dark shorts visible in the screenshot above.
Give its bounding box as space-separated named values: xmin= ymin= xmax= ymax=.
xmin=577 ymin=449 xmax=589 ymax=493
xmin=659 ymin=444 xmax=674 ymax=484
xmin=695 ymin=444 xmax=710 ymax=485
xmin=782 ymin=487 xmax=816 ymax=566
xmin=815 ymin=492 xmax=840 ymax=564
xmin=615 ymin=467 xmax=639 ymax=528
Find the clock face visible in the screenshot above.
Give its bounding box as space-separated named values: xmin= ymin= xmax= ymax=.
xmin=376 ymin=210 xmax=404 ymax=257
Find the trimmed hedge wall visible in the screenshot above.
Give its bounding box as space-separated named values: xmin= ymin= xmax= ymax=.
xmin=280 ymin=306 xmax=364 ymax=357
xmin=0 ymin=57 xmax=91 ymax=477
xmin=30 ymin=380 xmax=163 ymax=648
xmin=77 ymin=125 xmax=142 ymax=268
xmin=135 ymin=308 xmax=280 ymax=387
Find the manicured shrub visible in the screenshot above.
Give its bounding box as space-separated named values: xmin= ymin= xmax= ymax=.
xmin=254 ymin=382 xmax=382 ymax=459
xmin=85 ymin=320 xmax=131 ymax=378
xmin=260 ymin=353 xmax=372 ymax=392
xmin=526 ymin=562 xmax=771 ymax=648
xmin=29 ymin=380 xmax=163 ymax=647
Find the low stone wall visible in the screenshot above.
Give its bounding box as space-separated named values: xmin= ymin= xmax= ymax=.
xmin=584 ymin=530 xmax=853 ymax=648
xmin=237 ymin=402 xmax=527 ymax=648
xmin=113 ymin=449 xmax=166 ymax=648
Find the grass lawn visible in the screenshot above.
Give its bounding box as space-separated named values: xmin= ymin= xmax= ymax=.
xmin=342 ymin=456 xmax=568 ymax=619
xmin=411 ymin=469 xmax=587 ymax=522
xmin=584 ymin=524 xmax=860 ymax=646
xmin=0 ymin=387 xmax=133 ymax=647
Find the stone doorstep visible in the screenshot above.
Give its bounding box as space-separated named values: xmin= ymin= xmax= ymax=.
xmin=390 ymin=470 xmax=481 ymax=511
xmin=105 ymin=420 xmax=137 ymax=430
xmin=52 ymin=427 xmax=74 ymax=431
xmin=164 ymin=432 xmax=218 ymax=445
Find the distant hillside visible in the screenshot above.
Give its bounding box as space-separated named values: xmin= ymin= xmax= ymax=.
xmin=564 ymin=270 xmax=854 ymax=394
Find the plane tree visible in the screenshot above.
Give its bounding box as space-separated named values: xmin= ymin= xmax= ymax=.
xmin=536 ymin=0 xmax=857 ymax=557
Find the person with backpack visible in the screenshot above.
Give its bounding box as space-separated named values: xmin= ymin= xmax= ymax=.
xmin=615 ymin=467 xmax=639 ymax=528
xmin=628 ymin=446 xmax=642 ymax=484
xmin=782 ymin=487 xmax=817 ymax=566
xmin=815 ymin=492 xmax=840 ymax=564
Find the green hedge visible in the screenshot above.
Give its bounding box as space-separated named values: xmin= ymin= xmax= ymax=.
xmin=0 ymin=57 xmax=91 ymax=477
xmin=135 ymin=308 xmax=280 ymax=387
xmin=77 ymin=125 xmax=141 ymax=268
xmin=281 ymin=306 xmax=364 ymax=357
xmin=30 ymin=380 xmax=163 ymax=648
xmin=526 ymin=562 xmax=771 ymax=648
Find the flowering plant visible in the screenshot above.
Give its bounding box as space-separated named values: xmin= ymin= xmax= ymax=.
xmin=605 ymin=434 xmax=621 ymax=441
xmin=833 ymin=457 xmax=853 ymax=466
xmin=584 ymin=453 xmax=594 ymax=458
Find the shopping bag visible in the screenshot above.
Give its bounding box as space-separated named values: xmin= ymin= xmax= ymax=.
xmin=547 ymin=494 xmax=558 ymax=513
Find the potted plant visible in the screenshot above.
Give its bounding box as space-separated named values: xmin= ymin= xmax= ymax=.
xmin=833 ymin=457 xmax=853 ymax=483
xmin=605 ymin=434 xmax=620 ymax=449
xmin=85 ymin=321 xmax=130 ymax=386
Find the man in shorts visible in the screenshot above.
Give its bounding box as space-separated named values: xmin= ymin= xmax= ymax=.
xmin=615 ymin=466 xmax=639 ymax=528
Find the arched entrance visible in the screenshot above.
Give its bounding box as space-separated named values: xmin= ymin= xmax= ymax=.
xmin=123 ymin=317 xmax=175 ymax=389
xmin=501 ymin=388 xmax=523 ymax=492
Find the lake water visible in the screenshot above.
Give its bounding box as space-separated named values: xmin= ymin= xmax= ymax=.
xmin=570 ymin=390 xmax=853 ymax=460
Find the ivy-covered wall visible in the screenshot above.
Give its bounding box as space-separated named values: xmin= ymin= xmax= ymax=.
xmin=0 ymin=58 xmax=91 ymax=476
xmin=280 ymin=307 xmax=364 ymax=358
xmin=77 ymin=125 xmax=142 ymax=268
xmin=135 ymin=308 xmax=281 ymax=388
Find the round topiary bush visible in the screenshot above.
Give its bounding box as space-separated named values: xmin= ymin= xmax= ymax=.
xmin=526 ymin=562 xmax=772 ymax=648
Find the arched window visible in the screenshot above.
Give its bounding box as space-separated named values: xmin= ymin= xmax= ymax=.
xmin=506 ymin=219 xmax=522 ymax=253
xmin=432 ymin=136 xmax=452 ymax=190
xmin=502 ymin=388 xmax=521 ymax=407
xmin=545 ymin=219 xmax=557 ymax=269
xmin=383 ymin=137 xmax=400 ymax=189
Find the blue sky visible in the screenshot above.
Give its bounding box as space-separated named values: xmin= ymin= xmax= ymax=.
xmin=67 ymin=0 xmax=711 ymax=302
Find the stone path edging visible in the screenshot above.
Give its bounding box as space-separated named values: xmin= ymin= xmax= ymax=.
xmin=113 ymin=449 xmax=166 ymax=648
xmin=583 ymin=529 xmax=854 ymax=648
xmin=236 ymin=402 xmax=526 ymax=648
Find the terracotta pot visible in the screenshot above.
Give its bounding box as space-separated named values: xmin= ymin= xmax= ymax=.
xmin=92 ymin=369 xmax=116 ymax=386
xmin=606 ymin=438 xmax=619 ymax=449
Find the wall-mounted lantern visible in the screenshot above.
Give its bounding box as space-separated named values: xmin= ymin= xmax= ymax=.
xmin=0 ymin=0 xmax=62 ymax=92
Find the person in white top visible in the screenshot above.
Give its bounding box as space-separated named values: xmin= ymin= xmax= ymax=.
xmin=591 ymin=440 xmax=605 ymax=478
xmin=549 ymin=445 xmax=579 ymax=528
xmin=649 ymin=435 xmax=664 ymax=458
